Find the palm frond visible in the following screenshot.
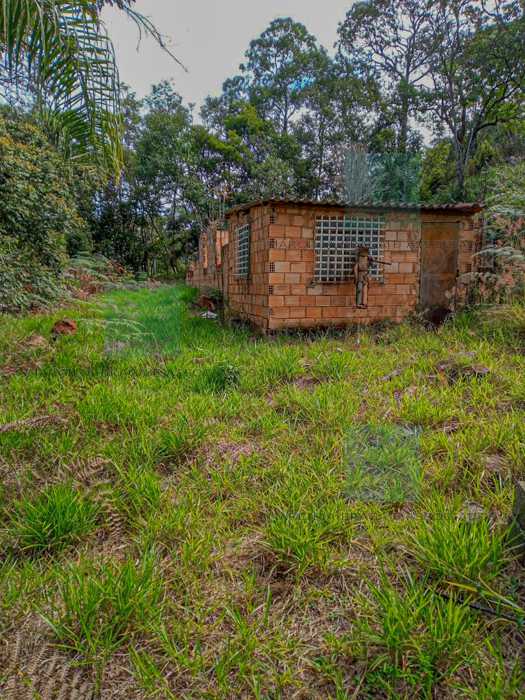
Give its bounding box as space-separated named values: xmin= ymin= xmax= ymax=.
xmin=0 ymin=0 xmax=123 ymax=170
xmin=0 ymin=1 xmax=184 ymax=172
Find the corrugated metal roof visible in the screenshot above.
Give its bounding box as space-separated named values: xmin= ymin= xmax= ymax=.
xmin=226 ymin=196 xmax=484 ymax=216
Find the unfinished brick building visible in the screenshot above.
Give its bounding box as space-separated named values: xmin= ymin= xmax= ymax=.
xmin=186 ymin=198 xmax=483 ymax=332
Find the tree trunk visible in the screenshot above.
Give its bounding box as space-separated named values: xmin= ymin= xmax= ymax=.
xmin=398 ymin=91 xmax=409 ymax=154
xmin=283 ymin=92 xmax=289 ymax=135
xmin=452 ymin=140 xmax=466 ymax=200
xmin=316 ymin=120 xmax=325 ymax=199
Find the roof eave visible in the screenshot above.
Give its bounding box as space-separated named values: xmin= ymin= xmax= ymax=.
xmin=225 ymin=197 xmax=484 ymax=218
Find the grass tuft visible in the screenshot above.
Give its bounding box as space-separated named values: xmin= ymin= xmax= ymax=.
xmin=199 ymin=361 xmax=241 ymax=393
xmin=155 ymin=414 xmax=207 ymax=468
xmin=116 ymin=463 xmax=162 ymax=522
xmin=8 ymin=483 xmax=99 ymax=554
xmin=42 ymin=550 xmax=164 ymax=660
xmin=346 ymin=423 xmax=422 ymax=503
xmin=408 ymin=497 xmax=510 ymax=582
xmin=263 ymin=502 xmax=348 ymax=575
xmin=355 ymin=572 xmax=476 ymax=696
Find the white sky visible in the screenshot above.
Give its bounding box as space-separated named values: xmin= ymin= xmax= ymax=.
xmin=103 ymin=1 xmax=354 ymax=110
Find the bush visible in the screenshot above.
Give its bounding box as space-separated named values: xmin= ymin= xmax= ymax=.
xmin=0 ymin=238 xmax=65 ymax=313
xmin=0 ymin=109 xmax=87 ymax=312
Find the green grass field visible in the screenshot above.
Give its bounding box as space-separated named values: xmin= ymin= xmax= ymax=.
xmin=0 ymin=284 xmax=524 ymax=698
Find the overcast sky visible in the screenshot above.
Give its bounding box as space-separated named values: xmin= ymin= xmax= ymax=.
xmin=103 ymin=1 xmax=354 ymax=111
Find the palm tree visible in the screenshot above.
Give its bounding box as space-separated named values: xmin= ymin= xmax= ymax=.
xmin=0 ymin=1 xmax=180 ymax=172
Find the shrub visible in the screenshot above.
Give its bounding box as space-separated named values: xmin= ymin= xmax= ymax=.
xmin=0 ymin=110 xmax=87 ymax=312
xmin=0 ymin=238 xmax=65 ymax=313
xmin=9 ymin=484 xmax=99 ymax=553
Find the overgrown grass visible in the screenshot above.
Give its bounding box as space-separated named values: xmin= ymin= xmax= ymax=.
xmin=0 ymin=284 xmax=523 ymax=697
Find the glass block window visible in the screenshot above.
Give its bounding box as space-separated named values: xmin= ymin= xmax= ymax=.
xmin=315 ymin=215 xmax=385 ymax=282
xmin=235 ymin=223 xmax=250 ymax=278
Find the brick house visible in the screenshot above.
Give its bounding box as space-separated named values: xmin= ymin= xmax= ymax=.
xmin=186 ymin=197 xmax=483 ymax=332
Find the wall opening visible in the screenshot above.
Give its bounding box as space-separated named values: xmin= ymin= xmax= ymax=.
xmin=314 ymin=215 xmax=385 ymax=283
xmin=234 ymin=223 xmax=250 ymax=278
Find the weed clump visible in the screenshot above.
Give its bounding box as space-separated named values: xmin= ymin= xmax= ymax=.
xmin=9 ymin=484 xmax=99 ymax=554
xmin=43 ymin=551 xmax=164 ymax=659
xmin=408 ymin=497 xmax=510 ymax=582
xmin=354 ymin=572 xmax=476 ymax=696
xmin=199 ymin=361 xmax=240 ymax=393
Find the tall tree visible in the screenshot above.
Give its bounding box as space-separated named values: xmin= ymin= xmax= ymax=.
xmin=241 ymin=17 xmax=324 ymax=135
xmin=200 ymin=96 xmax=297 ymax=201
xmin=293 ymin=54 xmax=376 ymax=197
xmin=337 ymin=0 xmax=434 ymax=153
xmin=425 ymin=0 xmax=525 ymax=198
xmin=132 ymin=82 xmax=208 ymax=269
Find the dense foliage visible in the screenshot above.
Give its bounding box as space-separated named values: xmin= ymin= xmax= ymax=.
xmin=0 ymin=0 xmax=173 ymax=171
xmin=87 ymin=2 xmax=524 ymax=274
xmin=0 ymin=0 xmax=524 ymax=288
xmin=0 ymin=110 xmax=87 ymax=312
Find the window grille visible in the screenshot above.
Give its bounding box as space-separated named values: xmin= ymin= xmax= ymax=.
xmin=235 ymin=223 xmax=250 ymax=278
xmin=315 ymin=215 xmax=385 ymax=283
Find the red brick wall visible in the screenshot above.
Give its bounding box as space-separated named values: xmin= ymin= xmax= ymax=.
xmin=266 ymin=204 xmax=426 ymax=331
xmin=223 ymin=206 xmax=270 ymax=330
xmin=187 ymin=224 xmax=228 ymax=293
xmin=188 ymin=203 xmax=481 ymax=333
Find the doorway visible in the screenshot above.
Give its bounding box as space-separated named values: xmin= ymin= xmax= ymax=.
xmin=420 ymin=220 xmax=459 ymax=308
